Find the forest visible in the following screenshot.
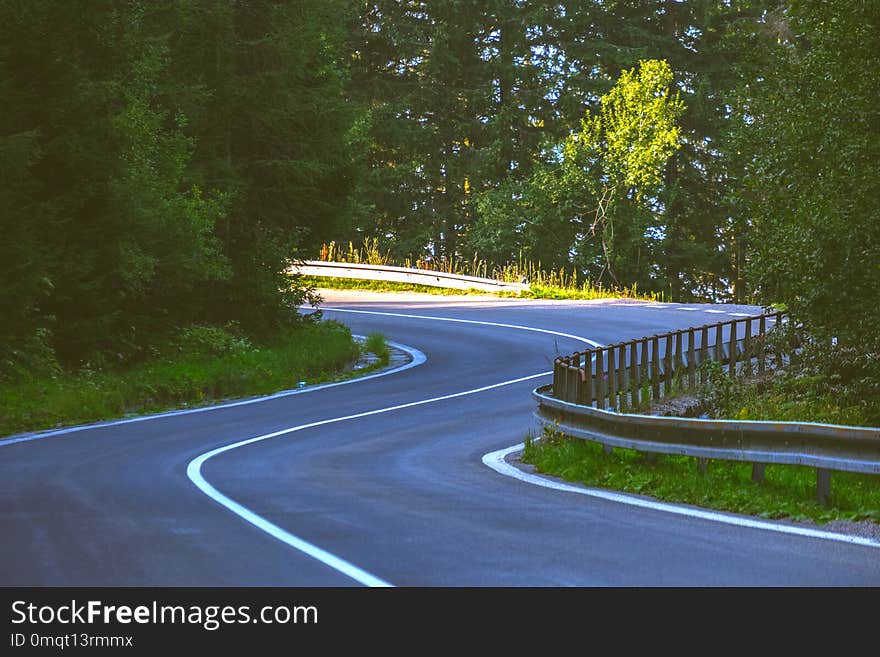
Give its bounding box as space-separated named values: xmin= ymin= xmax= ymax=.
xmin=1 ymin=0 xmax=877 ymax=384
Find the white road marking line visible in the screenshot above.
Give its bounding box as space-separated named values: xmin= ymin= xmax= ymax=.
xmin=188 ymin=311 xmax=602 ymax=587
xmin=0 ymin=339 xmax=426 ymax=448
xmin=729 ymin=313 xmax=754 ymax=317
xmin=323 ymin=307 xmax=604 ymax=349
xmin=482 ymin=443 xmax=880 ymax=549
xmin=704 ymin=309 xmax=727 ymax=314
xmin=188 ymin=369 xmax=556 ymax=587
xmin=675 ymin=307 xmax=699 ymax=311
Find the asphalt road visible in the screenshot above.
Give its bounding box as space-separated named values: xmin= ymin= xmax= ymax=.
xmin=2 ymin=290 xmax=878 ymax=586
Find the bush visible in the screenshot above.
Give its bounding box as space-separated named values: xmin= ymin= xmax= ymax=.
xmin=0 ymin=328 xmax=61 ymax=383
xmin=699 ymin=328 xmax=880 ymax=427
xmin=170 ymin=323 xmax=254 ymax=358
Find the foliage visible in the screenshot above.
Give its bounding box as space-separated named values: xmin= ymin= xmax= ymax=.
xmin=0 ymin=0 xmax=354 ymax=377
xmin=699 ymin=337 xmax=880 ymax=428
xmin=734 ymin=0 xmax=880 ymax=348
xmin=559 ymin=59 xmax=684 ymax=286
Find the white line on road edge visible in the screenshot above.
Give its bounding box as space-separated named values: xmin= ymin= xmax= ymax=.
xmin=188 ymin=311 xmax=603 ymax=587
xmin=482 ymin=443 xmax=880 ymax=549
xmin=323 ymin=307 xmax=604 ymax=349
xmin=0 ymin=339 xmax=426 ymax=448
xmin=188 ymin=369 xmax=556 ymax=587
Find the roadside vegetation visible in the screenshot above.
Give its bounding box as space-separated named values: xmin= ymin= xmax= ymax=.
xmin=363 ymin=332 xmax=391 ymax=366
xmin=312 ymin=239 xmax=663 ymax=302
xmin=0 ymin=321 xmax=391 ymax=438
xmin=699 ymin=340 xmax=880 ymax=429
xmin=298 ymin=275 xmax=475 ymax=296
xmin=522 ymin=427 xmax=880 ymax=526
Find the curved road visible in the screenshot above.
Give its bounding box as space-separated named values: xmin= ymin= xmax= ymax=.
xmin=2 ymin=290 xmax=878 ymax=586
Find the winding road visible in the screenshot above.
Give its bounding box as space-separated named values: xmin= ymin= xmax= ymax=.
xmin=2 ymin=290 xmax=879 ymax=586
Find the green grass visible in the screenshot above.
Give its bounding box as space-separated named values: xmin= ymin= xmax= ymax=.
xmin=504 ymin=283 xmax=659 ymax=302
xmin=522 ymin=427 xmax=880 ymax=525
xmin=312 ymin=237 xmax=666 ymax=302
xmin=364 ymin=332 xmax=390 ymax=365
xmin=706 ymin=375 xmax=876 ymax=428
xmin=301 ymin=276 xmax=477 ymax=296
xmin=0 ymin=320 xmax=375 ymax=438
xmin=302 ymin=276 xmax=659 ymax=302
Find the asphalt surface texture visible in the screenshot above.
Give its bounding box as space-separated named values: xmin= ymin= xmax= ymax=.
xmin=2 ymin=289 xmax=878 ymax=586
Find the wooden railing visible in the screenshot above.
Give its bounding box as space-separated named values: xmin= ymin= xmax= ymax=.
xmin=553 ymin=311 xmax=786 ymax=410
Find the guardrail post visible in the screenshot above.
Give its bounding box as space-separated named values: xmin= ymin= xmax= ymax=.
xmin=817 ymin=469 xmax=831 ymax=505
xmin=651 ymin=336 xmax=660 ymax=400
xmin=751 ymin=463 xmax=765 ymax=483
xmin=687 ymin=328 xmax=696 ymax=389
xmin=714 ymin=323 xmax=724 ymax=366
xmin=607 ymin=347 xmax=617 ymax=410
xmin=596 ymin=348 xmax=606 ymax=410
xmin=663 ymin=334 xmax=673 ymax=397
xmin=617 ymin=344 xmax=627 ymax=410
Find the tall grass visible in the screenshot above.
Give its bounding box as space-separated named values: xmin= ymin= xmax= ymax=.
xmin=317 ymin=238 xmax=664 ymax=301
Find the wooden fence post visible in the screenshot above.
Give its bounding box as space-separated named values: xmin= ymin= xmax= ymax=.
xmin=651 ymin=336 xmax=660 ymax=400
xmin=582 ymin=350 xmax=593 ymax=407
xmin=607 ymin=347 xmax=617 ymax=409
xmin=700 ymin=325 xmax=709 ymax=384
xmin=729 ymin=320 xmax=738 ymax=377
xmin=630 ymin=341 xmax=639 ymax=408
xmin=687 ymin=328 xmax=696 ymax=389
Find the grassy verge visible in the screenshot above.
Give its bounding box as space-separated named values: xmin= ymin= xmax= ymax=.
xmin=522 ymin=427 xmax=880 ymax=524
xmin=502 ymin=283 xmax=659 ymax=301
xmin=300 ymin=276 xmax=476 ymax=295
xmin=302 ymin=276 xmax=660 ymax=302
xmin=0 ymin=320 xmax=386 ymax=438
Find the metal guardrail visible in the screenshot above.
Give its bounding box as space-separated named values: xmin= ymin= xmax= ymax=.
xmin=533 ymin=385 xmax=880 ymax=503
xmin=541 ymin=311 xmax=880 ymax=503
xmin=289 ymin=260 xmax=530 ymax=294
